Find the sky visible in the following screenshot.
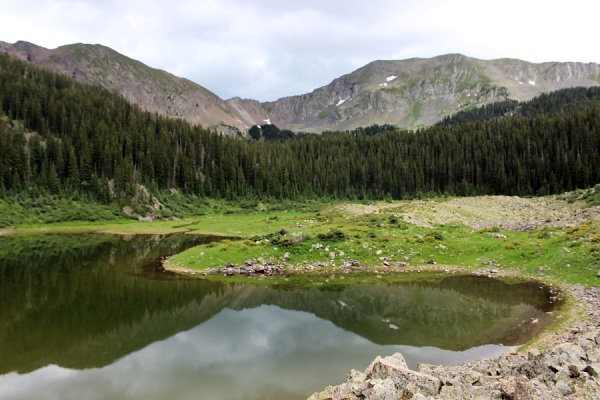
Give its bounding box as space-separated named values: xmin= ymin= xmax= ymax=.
xmin=1 ymin=0 xmax=599 ymax=102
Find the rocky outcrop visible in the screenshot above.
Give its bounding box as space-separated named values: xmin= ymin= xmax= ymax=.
xmin=309 ymin=286 xmax=600 ymax=399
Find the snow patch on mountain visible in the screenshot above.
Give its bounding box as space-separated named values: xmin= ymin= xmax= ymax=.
xmin=336 ymin=97 xmax=350 ymax=106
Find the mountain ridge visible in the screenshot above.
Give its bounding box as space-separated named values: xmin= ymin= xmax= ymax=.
xmin=2 ymin=40 xmax=599 ymax=132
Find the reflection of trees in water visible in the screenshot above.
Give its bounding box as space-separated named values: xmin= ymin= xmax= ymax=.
xmin=0 ymin=233 xmax=226 ymax=373
xmin=236 ymin=277 xmax=557 ymax=349
xmin=0 ymin=234 xmax=558 ymax=374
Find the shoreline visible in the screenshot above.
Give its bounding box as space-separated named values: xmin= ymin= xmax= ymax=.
xmin=308 ymin=281 xmax=599 ymax=399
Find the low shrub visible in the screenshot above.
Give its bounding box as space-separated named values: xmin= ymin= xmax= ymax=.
xmin=318 ymin=229 xmax=349 ymax=241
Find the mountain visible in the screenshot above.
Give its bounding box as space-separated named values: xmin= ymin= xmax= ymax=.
xmin=0 ymin=40 xmax=254 ymax=132
xmin=1 ymin=40 xmax=600 ymax=132
xmin=251 ymin=54 xmax=600 ymax=132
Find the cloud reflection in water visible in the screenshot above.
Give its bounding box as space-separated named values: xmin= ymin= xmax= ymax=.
xmin=0 ymin=305 xmax=507 ymax=400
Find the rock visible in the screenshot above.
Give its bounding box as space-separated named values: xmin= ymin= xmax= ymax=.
xmin=585 ymin=363 xmax=600 ymax=378
xmin=491 ymin=233 xmax=507 ymax=239
xmin=351 ymin=380 xmax=373 ymax=395
xmin=364 ymin=378 xmax=400 ymax=399
xmin=426 ymin=259 xmax=436 ymax=265
xmin=500 ymin=375 xmax=534 ymax=399
xmin=415 ymin=363 xmax=435 ymax=375
xmin=500 ymin=377 xmax=518 ymax=399
xmin=556 ymin=342 xmax=587 ymax=364
xmin=389 ymin=372 xmax=441 ymax=398
xmin=567 ymin=363 xmax=586 ymax=378
xmin=462 ymin=371 xmax=482 ymax=386
xmin=366 ymin=354 xmax=409 ymax=378
xmin=307 ymin=386 xmax=336 ymax=400
xmin=556 ymin=381 xmax=573 ymax=396
xmin=365 ymin=354 xmax=441 ymax=397
xmin=554 ymin=367 xmax=571 ymax=383
xmin=348 ymin=369 xmax=366 ymax=383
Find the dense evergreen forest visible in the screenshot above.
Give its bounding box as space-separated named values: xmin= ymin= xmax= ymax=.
xmin=0 ymin=53 xmax=599 ymax=208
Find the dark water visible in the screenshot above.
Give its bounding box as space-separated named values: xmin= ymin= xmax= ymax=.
xmin=0 ymin=234 xmax=559 ymax=400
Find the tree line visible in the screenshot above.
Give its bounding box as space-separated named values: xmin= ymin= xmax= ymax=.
xmin=0 ymin=53 xmax=599 ymax=204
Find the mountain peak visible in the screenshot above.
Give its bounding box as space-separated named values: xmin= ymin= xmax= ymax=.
xmin=2 ymin=40 xmax=599 ymax=132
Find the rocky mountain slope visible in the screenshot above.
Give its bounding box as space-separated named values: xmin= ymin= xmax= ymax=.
xmin=0 ymin=40 xmax=246 ymax=129
xmin=2 ymin=41 xmax=599 ymax=132
xmin=262 ymin=54 xmax=600 ymax=132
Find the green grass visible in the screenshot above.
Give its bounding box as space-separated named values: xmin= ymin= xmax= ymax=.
xmin=318 ymin=110 xmax=330 ymax=119
xmin=410 ymin=101 xmax=422 ymax=121
xmin=163 ymin=208 xmax=600 ymax=287
xmin=0 ymin=196 xmax=122 ymax=227
xmin=559 ymin=185 xmax=600 ymax=207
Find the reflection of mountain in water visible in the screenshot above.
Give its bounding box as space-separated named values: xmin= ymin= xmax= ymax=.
xmin=0 ymin=234 xmax=558 ymax=374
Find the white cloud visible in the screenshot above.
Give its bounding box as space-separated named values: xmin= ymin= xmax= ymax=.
xmin=0 ymin=0 xmax=599 ymax=101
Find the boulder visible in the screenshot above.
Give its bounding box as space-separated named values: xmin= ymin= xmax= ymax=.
xmin=365 ymin=354 xmax=441 ymax=397
xmin=365 ymin=354 xmax=409 ymax=378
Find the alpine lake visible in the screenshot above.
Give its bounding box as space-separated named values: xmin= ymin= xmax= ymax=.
xmin=0 ymin=233 xmax=561 ymax=400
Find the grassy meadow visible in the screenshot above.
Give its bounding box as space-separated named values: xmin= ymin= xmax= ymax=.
xmin=162 ymin=199 xmax=600 ymax=287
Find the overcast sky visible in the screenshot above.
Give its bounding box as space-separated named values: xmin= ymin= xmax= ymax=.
xmin=1 ymin=0 xmax=598 ymax=101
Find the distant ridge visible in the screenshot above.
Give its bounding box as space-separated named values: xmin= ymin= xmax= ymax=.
xmin=2 ymin=40 xmax=599 ymax=132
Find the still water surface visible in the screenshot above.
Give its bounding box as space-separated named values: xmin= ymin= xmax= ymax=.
xmin=0 ymin=234 xmax=558 ymax=399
